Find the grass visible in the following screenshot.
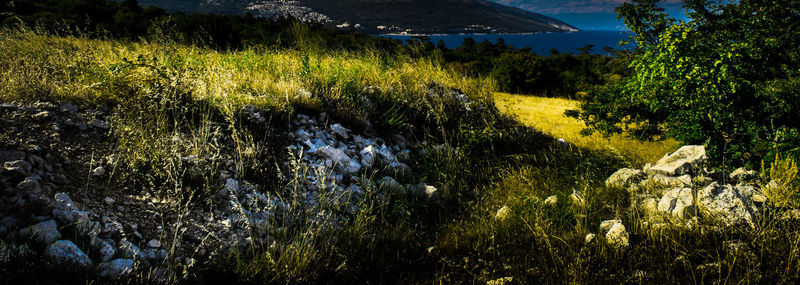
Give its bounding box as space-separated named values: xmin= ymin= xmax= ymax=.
xmin=494 ymin=92 xmax=679 ymax=165
xmin=3 ymin=27 xmax=800 ymax=284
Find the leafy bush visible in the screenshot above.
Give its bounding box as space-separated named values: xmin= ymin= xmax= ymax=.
xmin=575 ymin=0 xmax=800 ymax=167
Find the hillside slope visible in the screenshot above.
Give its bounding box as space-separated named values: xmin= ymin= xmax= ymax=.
xmin=138 ymin=0 xmax=578 ymax=34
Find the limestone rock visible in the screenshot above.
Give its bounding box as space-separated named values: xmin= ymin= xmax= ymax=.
xmin=647 ymin=145 xmax=706 ymax=176
xmin=494 ymin=206 xmax=512 ymax=222
xmin=118 ymin=240 xmax=145 ymax=260
xmin=315 ymin=146 xmax=361 ymax=174
xmin=730 ymin=167 xmax=757 ymax=182
xmin=46 ymin=240 xmax=93 ymax=266
xmin=605 ymin=168 xmax=645 ymax=189
xmin=657 ymin=188 xmax=695 ymax=219
xmin=697 ymin=182 xmax=758 ymax=227
xmin=19 ymin=220 xmax=61 ymax=244
xmin=600 ymin=220 xmax=629 ymax=248
xmin=98 ymin=259 xmax=135 ymax=278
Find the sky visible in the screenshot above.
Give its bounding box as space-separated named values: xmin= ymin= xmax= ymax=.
xmin=491 ymin=0 xmax=689 ymax=30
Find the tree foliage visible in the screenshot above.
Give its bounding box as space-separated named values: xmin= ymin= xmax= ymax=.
xmin=576 ymin=0 xmax=800 ymax=167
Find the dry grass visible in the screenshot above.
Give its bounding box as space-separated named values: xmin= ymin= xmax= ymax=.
xmin=494 ymin=92 xmax=679 ymax=165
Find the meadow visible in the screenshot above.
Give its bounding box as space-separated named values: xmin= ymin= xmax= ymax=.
xmin=1 ymin=13 xmax=799 ymax=284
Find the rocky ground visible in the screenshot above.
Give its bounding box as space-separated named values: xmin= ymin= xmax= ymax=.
xmin=589 ymin=145 xmax=769 ymax=249
xmin=0 ymin=95 xmax=444 ymax=281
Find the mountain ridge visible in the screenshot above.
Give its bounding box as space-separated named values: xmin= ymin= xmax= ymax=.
xmin=138 ymin=0 xmax=578 ymax=34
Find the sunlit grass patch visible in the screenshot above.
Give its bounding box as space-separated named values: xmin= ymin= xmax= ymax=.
xmin=494 ymin=92 xmax=678 ymax=165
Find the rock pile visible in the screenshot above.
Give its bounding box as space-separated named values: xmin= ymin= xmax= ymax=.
xmin=606 ymin=145 xmax=766 ymax=228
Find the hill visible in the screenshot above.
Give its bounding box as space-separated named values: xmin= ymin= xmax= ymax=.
xmin=138 ymin=0 xmax=578 ymax=34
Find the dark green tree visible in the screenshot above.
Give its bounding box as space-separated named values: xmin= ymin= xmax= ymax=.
xmin=576 ymin=0 xmax=800 ymax=166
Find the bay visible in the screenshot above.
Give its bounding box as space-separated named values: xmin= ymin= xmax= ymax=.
xmin=380 ymin=30 xmax=634 ymax=56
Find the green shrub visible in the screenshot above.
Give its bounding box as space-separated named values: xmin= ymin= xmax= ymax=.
xmin=575 ymin=0 xmax=800 ymax=167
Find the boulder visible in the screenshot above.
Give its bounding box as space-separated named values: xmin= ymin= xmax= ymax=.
xmin=19 ymin=220 xmax=61 ymax=244
xmin=697 ymin=182 xmax=758 ymax=227
xmin=0 ymin=150 xmax=26 ymax=164
xmin=46 ymin=240 xmax=93 ymax=266
xmin=657 ymin=188 xmax=696 ymax=219
xmin=98 ymin=259 xmax=135 ymax=278
xmin=17 ymin=176 xmax=42 ymax=193
xmin=605 ymin=168 xmax=645 ymax=189
xmin=647 ymin=145 xmax=706 ymax=176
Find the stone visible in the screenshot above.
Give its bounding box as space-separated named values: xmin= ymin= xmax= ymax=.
xmin=90 ymin=119 xmax=110 ymax=130
xmin=315 ymin=146 xmax=361 ymax=174
xmin=360 ymin=145 xmax=377 ymax=168
xmin=4 ymin=160 xmax=32 ymax=176
xmin=104 ymin=197 xmax=115 ymax=205
xmin=96 ymin=238 xmax=116 ymax=262
xmin=605 ymin=168 xmax=645 ymax=189
xmin=46 ymin=240 xmax=93 ymax=266
xmin=330 ymin=124 xmax=349 ymax=139
xmin=639 ymin=174 xmax=692 ymax=192
xmin=494 ymin=206 xmax=512 ymax=222
xmin=604 ymin=221 xmax=630 ymax=248
xmin=147 ymin=239 xmax=161 ymax=248
xmin=31 ymin=111 xmax=52 ymax=121
xmin=697 ymin=182 xmax=758 ymax=227
xmin=647 ymin=145 xmax=706 ymax=176
xmin=98 ymin=259 xmax=135 ymax=278
xmin=585 ymin=233 xmax=596 ymax=244
xmin=599 ymin=219 xmax=621 ymax=235
xmin=544 ymin=195 xmax=558 ymax=205
xmin=61 ymin=103 xmax=79 ymax=113
xmin=19 ymin=220 xmax=61 ymax=244
xmin=118 ymin=240 xmax=145 ymax=260
xmin=377 ymin=176 xmax=404 ymax=193
xmin=17 ymin=176 xmax=41 ymax=193
xmin=423 ymin=184 xmax=440 ymax=201
xmin=657 ymin=188 xmax=695 ymax=219
xmin=92 ymin=166 xmax=106 ymax=177
xmin=486 ymin=277 xmax=514 ymax=285
xmin=730 ymin=167 xmax=757 ymax=182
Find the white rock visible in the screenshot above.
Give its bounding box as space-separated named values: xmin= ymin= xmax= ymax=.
xmin=98 ymin=259 xmax=135 ymax=278
xmin=658 ymin=188 xmax=695 ymax=219
xmin=647 ymin=145 xmax=706 ymax=176
xmin=494 ymin=206 xmax=512 ymax=222
xmin=92 ymin=166 xmax=106 ymax=177
xmin=544 ymin=195 xmax=558 ymax=205
xmin=606 ymin=168 xmax=645 ymax=189
xmin=360 ymin=145 xmax=377 ymax=168
xmin=315 ymin=146 xmax=361 ymax=174
xmin=605 ymin=222 xmax=630 ymax=248
xmin=585 ymin=233 xmax=596 ymax=244
xmin=46 ymin=240 xmax=93 ymax=266
xmin=330 ymin=123 xmax=349 ymax=139
xmin=147 ymin=239 xmax=161 ymax=248
xmin=104 ymin=197 xmax=115 ymax=205
xmin=697 ymin=182 xmax=758 ymax=227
